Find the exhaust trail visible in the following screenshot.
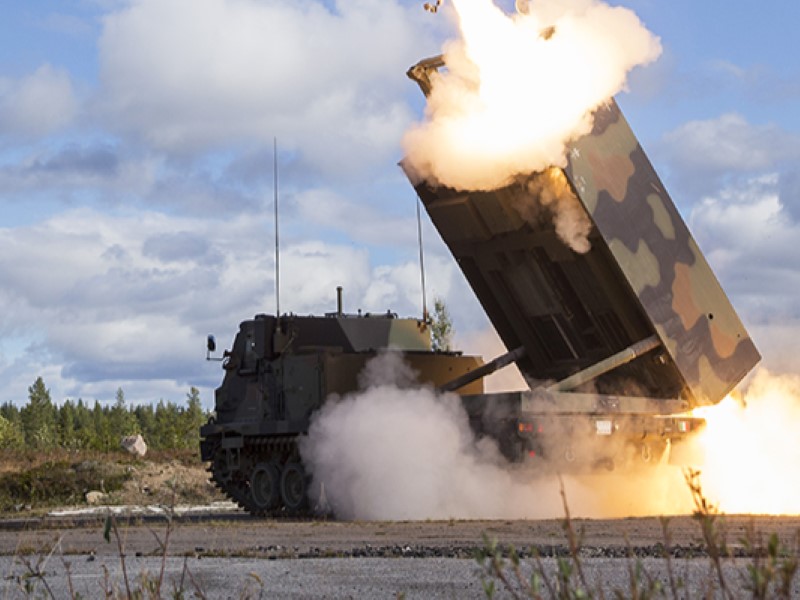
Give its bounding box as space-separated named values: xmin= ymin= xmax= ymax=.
xmin=403 ymin=0 xmax=661 ymax=192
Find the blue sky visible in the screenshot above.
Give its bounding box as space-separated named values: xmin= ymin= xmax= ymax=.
xmin=0 ymin=0 xmax=798 ymax=408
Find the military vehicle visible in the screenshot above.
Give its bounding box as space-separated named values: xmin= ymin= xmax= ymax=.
xmin=200 ymin=56 xmax=759 ymax=516
xmin=200 ymin=288 xmax=485 ymax=515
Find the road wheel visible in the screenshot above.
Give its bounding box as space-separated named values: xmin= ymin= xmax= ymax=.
xmin=280 ymin=462 xmax=308 ymax=513
xmin=212 ymin=450 xmax=232 ymax=484
xmin=250 ymin=463 xmax=280 ymax=511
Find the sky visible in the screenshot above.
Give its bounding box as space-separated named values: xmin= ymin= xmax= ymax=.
xmin=0 ymin=0 xmax=798 ymax=409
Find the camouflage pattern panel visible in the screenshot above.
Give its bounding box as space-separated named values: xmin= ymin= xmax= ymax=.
xmin=564 ymin=99 xmax=760 ymax=405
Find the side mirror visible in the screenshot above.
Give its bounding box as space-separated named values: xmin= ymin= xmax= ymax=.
xmin=206 ymin=334 xmax=224 ymax=361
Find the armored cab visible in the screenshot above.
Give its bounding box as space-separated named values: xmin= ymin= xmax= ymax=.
xmin=403 ymin=56 xmax=760 ymax=467
xmin=200 ymin=301 xmax=483 ymax=515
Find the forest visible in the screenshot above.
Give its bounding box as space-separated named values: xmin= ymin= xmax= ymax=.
xmin=0 ymin=377 xmax=207 ymax=452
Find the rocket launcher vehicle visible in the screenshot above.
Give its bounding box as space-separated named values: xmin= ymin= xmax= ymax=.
xmin=198 ymin=56 xmax=764 ymax=519
xmin=404 ymin=56 xmax=760 ymax=465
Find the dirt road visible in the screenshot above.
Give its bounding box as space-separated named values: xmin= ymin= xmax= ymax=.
xmin=2 ymin=512 xmax=798 ymax=558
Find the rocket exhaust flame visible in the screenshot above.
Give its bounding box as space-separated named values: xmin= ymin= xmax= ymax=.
xmin=688 ymin=369 xmax=800 ymax=515
xmin=403 ymin=0 xmax=662 ymax=192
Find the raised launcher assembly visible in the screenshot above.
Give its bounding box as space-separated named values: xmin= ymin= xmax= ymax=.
xmin=403 ymin=56 xmax=760 ymax=468
xmin=200 ymin=287 xmax=484 ymax=516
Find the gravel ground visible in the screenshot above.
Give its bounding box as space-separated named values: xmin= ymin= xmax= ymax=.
xmin=0 ymin=554 xmax=773 ymax=598
xmin=0 ymin=513 xmax=798 ymax=598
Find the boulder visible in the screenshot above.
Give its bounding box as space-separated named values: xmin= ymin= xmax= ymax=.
xmin=85 ymin=490 xmax=107 ymax=505
xmin=121 ymin=434 xmax=147 ymax=457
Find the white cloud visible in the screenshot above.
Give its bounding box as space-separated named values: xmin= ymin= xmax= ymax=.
xmin=363 ymin=255 xmax=455 ymax=316
xmin=0 ymin=205 xmax=458 ymax=405
xmin=0 ymin=208 xmax=272 ymax=402
xmin=0 ymin=64 xmax=78 ymax=136
xmin=689 ymin=174 xmax=800 ymax=373
xmin=96 ymin=0 xmax=439 ymax=175
xmin=292 ymin=187 xmax=417 ymax=247
xmin=280 ymin=241 xmax=371 ymax=314
xmin=660 ymin=113 xmax=800 ymax=181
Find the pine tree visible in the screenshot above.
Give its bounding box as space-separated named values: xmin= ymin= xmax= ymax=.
xmin=58 ymin=400 xmax=79 ymax=450
xmin=0 ymin=402 xmax=22 ymax=449
xmin=21 ymin=377 xmax=57 ymax=449
xmin=72 ymin=399 xmax=94 ymax=448
xmin=109 ymin=387 xmax=138 ymax=441
xmin=180 ymin=387 xmax=206 ymax=449
xmin=0 ymin=414 xmax=23 ymax=449
xmin=134 ymin=404 xmax=156 ymax=447
xmin=153 ymin=400 xmax=180 ymax=449
xmin=430 ymin=297 xmax=454 ymax=352
xmin=92 ymin=400 xmax=113 ymax=452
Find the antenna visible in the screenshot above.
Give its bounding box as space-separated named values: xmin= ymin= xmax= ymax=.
xmin=274 ymin=137 xmax=280 ymax=317
xmin=416 ymin=197 xmax=428 ymax=321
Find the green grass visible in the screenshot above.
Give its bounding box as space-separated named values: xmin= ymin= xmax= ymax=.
xmin=0 ymin=460 xmax=131 ymax=512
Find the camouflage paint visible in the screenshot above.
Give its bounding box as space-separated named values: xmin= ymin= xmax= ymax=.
xmin=404 ymin=57 xmax=759 ymax=408
xmin=563 ymin=100 xmax=760 ymax=405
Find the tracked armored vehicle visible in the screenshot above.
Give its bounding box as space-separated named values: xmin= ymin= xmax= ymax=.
xmin=200 ymin=292 xmax=484 ymax=515
xmin=200 ymin=56 xmax=759 ymax=516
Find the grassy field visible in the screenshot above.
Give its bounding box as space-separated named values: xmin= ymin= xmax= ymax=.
xmin=0 ymin=449 xmax=221 ymax=515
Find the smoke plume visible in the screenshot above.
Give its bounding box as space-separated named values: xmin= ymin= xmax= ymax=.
xmin=301 ymin=352 xmax=540 ymax=520
xmin=402 ymin=0 xmax=662 ymax=192
xmin=301 ymin=352 xmax=695 ymax=520
xmin=519 ymin=167 xmax=593 ymax=253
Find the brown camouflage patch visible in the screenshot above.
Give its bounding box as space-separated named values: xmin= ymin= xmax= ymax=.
xmin=672 ymin=263 xmax=702 ymax=331
xmin=564 ymin=100 xmax=760 ymax=405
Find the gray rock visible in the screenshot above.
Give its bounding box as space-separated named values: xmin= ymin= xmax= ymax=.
xmin=121 ymin=434 xmax=147 ymax=457
xmin=85 ymin=490 xmax=106 ymax=505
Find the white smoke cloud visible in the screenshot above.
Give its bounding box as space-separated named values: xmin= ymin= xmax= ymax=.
xmin=301 ymin=352 xmax=546 ymax=520
xmin=521 ymin=167 xmax=593 ymax=253
xmin=301 ymin=352 xmax=695 ymax=520
xmin=403 ymin=0 xmax=662 ymax=191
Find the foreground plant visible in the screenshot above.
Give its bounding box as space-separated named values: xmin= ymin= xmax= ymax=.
xmin=477 ymin=470 xmax=800 ymax=599
xmin=475 ymin=478 xmax=591 ymax=599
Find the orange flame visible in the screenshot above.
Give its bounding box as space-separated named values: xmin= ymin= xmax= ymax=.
xmin=690 ymin=369 xmax=800 ymax=515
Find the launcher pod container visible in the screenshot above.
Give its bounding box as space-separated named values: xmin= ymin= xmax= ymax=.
xmin=200 ymin=298 xmax=484 ymax=516
xmin=402 ymin=56 xmax=760 ymax=469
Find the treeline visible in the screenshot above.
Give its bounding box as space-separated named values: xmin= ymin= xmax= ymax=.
xmin=0 ymin=377 xmax=208 ymax=452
